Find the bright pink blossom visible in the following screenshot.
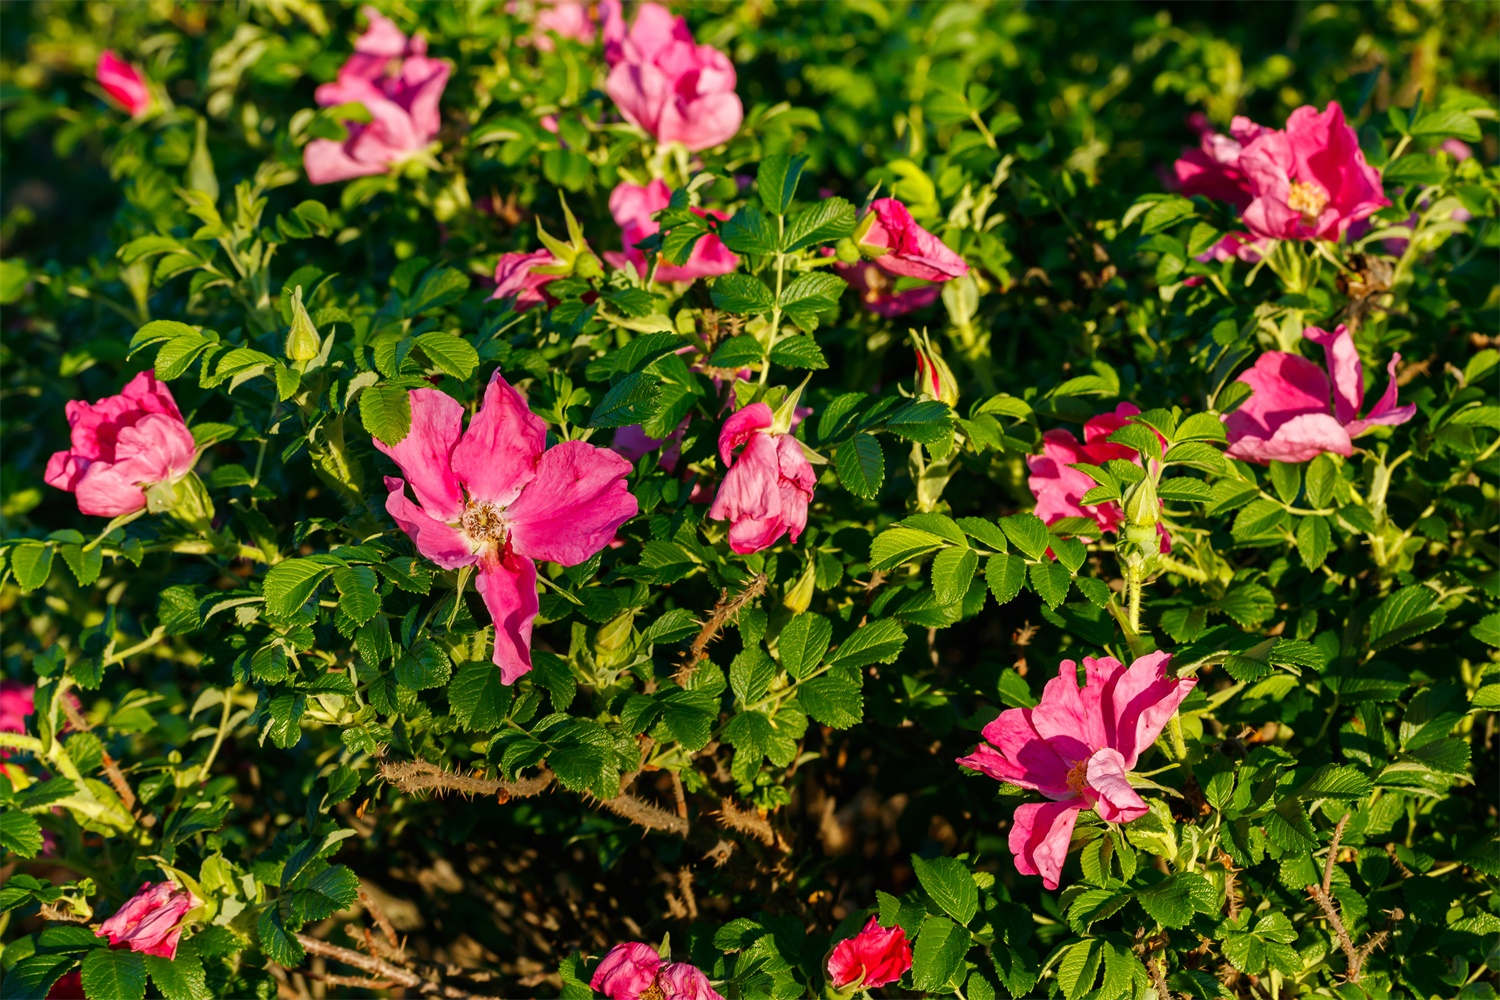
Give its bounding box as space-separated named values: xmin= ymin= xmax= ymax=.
xmin=834 ymin=261 xmax=942 ymax=316
xmin=1197 ymin=231 xmax=1267 ymax=264
xmin=375 ymin=373 xmax=636 ymax=683
xmin=959 ymin=652 xmax=1195 ymax=889
xmin=590 ymin=943 xmax=724 ymax=1000
xmin=0 ymin=681 xmax=34 ymax=740
xmin=532 ymin=0 xmax=597 ymax=49
xmin=304 ymin=7 xmax=450 ymax=184
xmin=96 ymin=882 xmax=199 ymax=960
xmin=45 ymin=372 xmax=197 ymax=518
xmin=708 ymin=403 xmax=815 ymax=554
xmin=1225 ymin=324 xmax=1415 ymax=465
xmin=96 ymin=51 xmax=151 ymax=118
xmin=602 ymin=2 xmax=742 ymax=151
xmin=606 ymin=180 xmax=738 ymax=283
xmin=491 ymin=250 xmax=562 ymax=311
xmin=827 ymin=916 xmax=913 ymax=990
xmin=1239 ymin=102 xmax=1389 ymax=242
xmin=854 ymin=199 xmax=969 ymax=282
xmin=1026 ymin=403 xmax=1167 ymax=550
xmin=1172 ymin=115 xmax=1268 ymax=210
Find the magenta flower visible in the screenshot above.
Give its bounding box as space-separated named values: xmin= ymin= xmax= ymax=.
xmin=96 ymin=51 xmax=151 ymax=118
xmin=96 ymin=882 xmax=199 ymax=960
xmin=708 ymin=403 xmax=815 ymax=554
xmin=1026 ymin=403 xmax=1166 ymax=550
xmin=0 ymin=681 xmax=34 ymax=740
xmin=1197 ymin=231 xmax=1267 ymax=264
xmin=491 ymin=250 xmax=562 ymax=311
xmin=1172 ymin=115 xmax=1268 ymax=210
xmin=605 ymin=180 xmax=738 ymax=283
xmin=374 ymin=373 xmax=636 ymax=683
xmin=853 ymin=199 xmax=969 ymax=282
xmin=303 ymin=7 xmax=450 ymax=185
xmin=591 ymin=943 xmax=724 ymax=1000
xmin=833 ymin=261 xmax=942 ymax=317
xmin=45 ymin=372 xmax=197 ymax=518
xmin=1239 ymin=102 xmax=1389 ymax=242
xmin=601 ymin=1 xmax=742 ymax=151
xmin=531 ymin=0 xmax=597 ymax=49
xmin=959 ymin=652 xmax=1195 ymax=889
xmin=826 ymin=916 xmax=913 ymax=990
xmin=1225 ymin=324 xmax=1416 ymax=465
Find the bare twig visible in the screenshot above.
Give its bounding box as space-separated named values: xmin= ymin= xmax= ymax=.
xmin=295 ymin=934 xmax=499 ymax=1000
xmin=1322 ymin=813 xmax=1350 ymax=895
xmin=378 ymin=759 xmax=554 ymax=801
xmin=1306 ymin=814 xmax=1382 ymax=983
xmin=596 ymin=790 xmax=690 ymax=835
xmin=1217 ymin=851 xmax=1242 ymax=920
xmin=670 ymin=771 xmax=688 ymax=820
xmin=1147 ymin=956 xmax=1173 ymax=1000
xmin=305 ymin=971 xmax=395 ymax=990
xmin=358 ymin=888 xmax=405 ymax=963
xmin=676 ymin=574 xmax=767 ymax=683
xmin=714 ymin=797 xmax=780 ymax=848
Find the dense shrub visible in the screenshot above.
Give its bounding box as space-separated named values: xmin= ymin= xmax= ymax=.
xmin=1 ymin=2 xmax=1497 ymax=999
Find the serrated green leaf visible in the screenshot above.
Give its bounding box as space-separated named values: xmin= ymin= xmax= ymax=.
xmin=261 ymin=559 xmax=333 ymax=618
xmin=931 ymin=547 xmax=978 ymax=605
xmin=1029 ymin=561 xmax=1071 ymax=608
xmin=778 ymin=613 xmax=833 ymax=680
xmin=911 ymin=855 xmax=978 ymax=925
xmin=828 ymin=618 xmax=906 ymax=669
xmin=143 ymin=955 xmax=212 ymax=1000
xmin=359 ymin=384 xmax=412 ymax=446
xmin=799 ymin=675 xmax=863 ymax=728
xmin=710 ymin=273 xmax=774 ymax=314
xmin=1000 ymin=514 xmax=1050 ymax=561
xmin=82 ymin=948 xmax=147 ymax=1000
xmin=835 ymin=433 xmax=884 ymax=498
xmin=986 ymin=553 xmax=1027 ymax=605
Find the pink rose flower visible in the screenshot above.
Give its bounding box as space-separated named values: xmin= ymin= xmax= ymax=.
xmin=45 ymin=372 xmax=197 ymax=518
xmin=708 ymin=403 xmax=816 ymax=554
xmin=533 ymin=0 xmax=597 ymax=49
xmin=602 ymin=2 xmax=743 ymax=151
xmin=47 ymin=969 xmax=83 ymax=999
xmin=1225 ymin=324 xmax=1416 ymax=465
xmin=605 ymin=179 xmax=738 ymax=283
xmin=304 ymin=7 xmax=450 ymax=185
xmin=374 ymin=372 xmax=637 ymax=683
xmin=1026 ymin=403 xmax=1167 ymax=550
xmin=1239 ymin=102 xmax=1389 ymax=242
xmin=590 ymin=943 xmax=725 ymax=1000
xmin=854 ymin=199 xmax=969 ymax=282
xmin=0 ymin=681 xmax=34 ymax=740
xmin=491 ymin=250 xmax=563 ymax=311
xmin=1196 ymin=231 xmax=1266 ymax=264
xmin=826 ymin=916 xmax=913 ymax=990
xmin=1172 ymin=115 xmax=1268 ymax=210
xmin=834 ymin=261 xmax=941 ymax=316
xmin=958 ymin=652 xmax=1196 ymax=889
xmin=96 ymin=51 xmax=151 ymax=118
xmin=96 ymin=882 xmax=199 ymax=960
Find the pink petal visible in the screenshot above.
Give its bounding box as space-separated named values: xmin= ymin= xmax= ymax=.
xmin=1030 ymin=660 xmax=1109 ymax=755
xmin=862 ymin=199 xmax=969 ymax=281
xmin=1097 ymin=651 xmax=1195 ymax=768
xmin=304 ymin=138 xmax=390 ymax=184
xmin=475 ymin=551 xmax=539 ymax=685
xmin=657 ymin=90 xmax=743 ymax=151
xmin=658 ymin=963 xmax=726 ymax=1000
xmin=961 ymin=706 xmax=1074 ymax=796
xmin=718 ymin=403 xmax=774 ymax=465
xmin=1084 ymin=747 xmax=1148 ymax=823
xmin=1303 ymin=325 xmax=1363 ymax=426
xmin=591 ymin=943 xmax=662 ymax=1000
xmin=1223 ymin=351 xmax=1333 ymax=459
xmin=383 ymin=477 xmax=474 ymax=571
xmin=709 ymin=432 xmax=785 ymax=553
xmin=1225 ymin=411 xmax=1353 ymax=465
xmin=505 ymin=441 xmax=638 ymax=566
xmin=451 ymin=372 xmax=547 ymax=508
xmin=371 ymin=388 xmax=466 ymax=522
xmin=73 ymin=464 xmax=149 ymax=517
xmin=1346 ymin=354 xmax=1416 ymax=435
xmin=112 ymin=413 xmax=196 ymax=484
xmin=1009 ymin=799 xmax=1083 ymax=890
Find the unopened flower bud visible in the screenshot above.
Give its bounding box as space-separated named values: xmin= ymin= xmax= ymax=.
xmin=783 ymin=559 xmax=816 ymax=615
xmin=1122 ymin=475 xmax=1160 ymax=530
xmin=285 ymin=285 xmax=322 ymax=362
xmin=594 ymin=611 xmax=635 ymax=658
xmin=575 ymin=251 xmax=604 ymax=280
xmin=912 ymin=332 xmax=959 ymax=408
xmin=834 ymin=237 xmax=862 ymax=264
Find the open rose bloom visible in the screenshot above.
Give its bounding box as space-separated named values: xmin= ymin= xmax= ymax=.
xmin=826 ymin=916 xmax=913 ymax=991
xmin=591 ymin=942 xmax=724 ymax=1000
xmin=607 ymin=179 xmax=738 ymax=283
xmin=1225 ymin=324 xmax=1416 ymax=464
xmin=96 ymin=882 xmax=199 ymax=960
xmin=304 ymin=7 xmax=450 ymax=184
xmin=602 ymin=1 xmax=742 ymax=151
xmin=45 ymin=372 xmax=197 ymax=518
xmin=959 ymin=652 xmax=1195 ymax=889
xmin=375 ymin=372 xmax=636 ymax=683
xmin=854 ymin=198 xmax=969 ymax=282
xmin=708 ymin=403 xmax=815 ymax=554
xmin=1172 ymin=114 xmax=1267 ymax=210
xmin=96 ymin=51 xmax=151 ymax=118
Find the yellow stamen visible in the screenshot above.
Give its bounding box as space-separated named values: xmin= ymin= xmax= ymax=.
xmin=1286 ymin=180 xmax=1329 ymax=226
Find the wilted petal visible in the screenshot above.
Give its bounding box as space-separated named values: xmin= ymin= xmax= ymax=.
xmin=826 ymin=916 xmax=913 ymax=990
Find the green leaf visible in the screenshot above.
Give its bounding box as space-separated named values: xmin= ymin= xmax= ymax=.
xmin=10 ymin=542 xmax=52 ymax=592
xmin=710 ymin=273 xmax=775 ymax=314
xmin=884 ymin=400 xmax=954 ymax=444
xmin=783 ymin=197 xmax=856 ymax=252
xmin=718 ymin=205 xmax=778 ymax=255
xmin=257 ymin=906 xmax=305 ymax=967
xmin=779 ymin=272 xmax=847 ymax=331
xmin=931 ymin=547 xmax=978 ymax=605
xmin=869 ymin=526 xmax=948 ymax=571
xmin=144 ymin=955 xmax=213 ymax=1000
xmin=1157 ymin=478 xmax=1213 ymax=503
xmin=757 ymin=153 xmax=806 ymax=215
xmin=589 ymin=372 xmax=663 ymax=428
xmin=407 ymin=267 xmax=470 ymax=315
xmin=828 ymin=618 xmax=906 ymax=669
xmin=707 ymin=334 xmax=765 ymax=369
xmin=1268 ymin=461 xmax=1301 ymax=504
xmin=955 ymin=517 xmax=1008 ymax=552
xmin=359 ymin=384 xmax=413 ymax=446
xmin=292 ymin=865 xmax=360 ymax=922
xmin=0 ymin=810 xmax=43 ymax=857
xmin=1136 ymin=872 xmax=1212 ymax=929
xmin=910 ymin=914 xmax=970 ymax=993
xmin=0 ymin=259 xmax=29 ymax=304
xmin=768 ymin=336 xmax=828 ymax=370
xmin=985 ymin=553 xmax=1027 ymax=605
xmin=1410 ymin=108 xmax=1483 ymax=141
xmin=1304 ymin=453 xmax=1338 ymax=508
xmin=1369 ymin=585 xmax=1447 ymax=651
xmin=414 ymin=333 xmax=479 ymax=380
xmin=2 ymin=954 xmax=78 ymax=1000
xmin=1295 ymin=516 xmax=1332 ymax=570
xmin=449 ymin=660 xmax=513 ymax=730
xmin=1175 ymin=412 xmax=1227 ymax=442
xmin=1138 ymin=195 xmax=1196 ymax=235
xmin=730 ymin=647 xmax=775 ymax=705
xmin=1055 ymin=939 xmax=1104 ymax=1000
xmin=262 ymin=559 xmax=334 ymax=617
xmin=835 ymin=433 xmax=884 ymax=498
xmin=799 ymin=675 xmax=863 ymax=728
xmin=333 ymin=566 xmax=380 ymax=627
xmin=1028 ymin=562 xmax=1071 ymax=608
xmin=395 ymin=639 xmax=452 ymax=690
xmin=999 ymin=514 xmax=1050 ymax=561
xmin=911 ymin=855 xmax=978 ymax=925
xmin=778 ymin=613 xmax=833 ymax=680
xmin=1471 ymin=612 xmax=1500 ymax=648
xmin=82 ymin=948 xmax=147 ymax=1000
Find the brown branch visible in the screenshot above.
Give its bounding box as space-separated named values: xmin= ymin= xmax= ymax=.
xmin=676 ymin=573 xmax=767 ymax=683
xmin=1306 ymin=814 xmax=1376 ymax=984
xmin=378 ymin=759 xmax=554 ymax=801
xmin=1147 ymin=956 xmax=1173 ymax=1000
xmin=1322 ymin=813 xmax=1350 ymax=895
xmin=295 ymin=934 xmax=499 ymax=1000
xmin=595 ymin=789 xmax=689 ymax=836
xmin=305 ymin=971 xmax=395 ymax=990
xmin=358 ymin=889 xmax=405 ymax=963
xmin=714 ymin=796 xmax=779 ymax=848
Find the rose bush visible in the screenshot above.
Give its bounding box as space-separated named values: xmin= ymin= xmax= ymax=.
xmin=1 ymin=2 xmax=1497 ymax=999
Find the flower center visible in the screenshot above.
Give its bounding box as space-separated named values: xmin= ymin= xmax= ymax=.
xmin=460 ymin=500 xmax=506 ymax=542
xmin=640 ymin=979 xmax=667 ymax=1000
xmin=1066 ymin=758 xmax=1090 ymax=796
xmin=1286 ymin=180 xmax=1329 ymax=225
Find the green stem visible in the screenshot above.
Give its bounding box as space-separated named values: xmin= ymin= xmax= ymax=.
xmin=197 ymin=691 xmax=236 ymax=785
xmin=759 ymin=216 xmax=788 ymax=386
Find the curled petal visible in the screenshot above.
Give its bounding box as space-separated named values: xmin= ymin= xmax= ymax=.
xmin=1083 ymin=747 xmax=1148 ymax=823
xmin=590 ymin=943 xmax=662 ymax=1000
xmin=1304 ymin=325 xmax=1363 ymax=426
xmin=1009 ymin=799 xmax=1083 ymax=890
xmin=717 ymin=403 xmax=774 ymax=466
xmin=382 ymin=478 xmax=474 ymax=571
xmin=475 ymin=551 xmax=539 ymax=685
